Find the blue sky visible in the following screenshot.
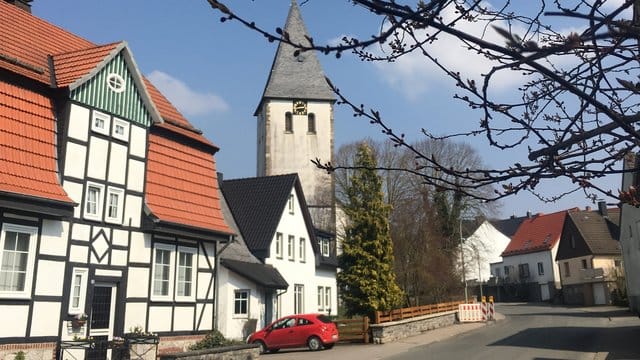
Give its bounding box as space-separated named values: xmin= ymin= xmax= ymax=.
xmin=34 ymin=1 xmax=623 ymax=218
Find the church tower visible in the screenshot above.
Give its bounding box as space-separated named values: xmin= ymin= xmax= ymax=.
xmin=255 ymin=0 xmax=336 ymax=232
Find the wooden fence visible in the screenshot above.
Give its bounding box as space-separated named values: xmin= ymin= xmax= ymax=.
xmin=334 ymin=317 xmax=370 ymax=343
xmin=374 ymin=300 xmax=464 ymax=324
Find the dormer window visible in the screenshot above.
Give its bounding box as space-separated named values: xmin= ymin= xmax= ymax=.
xmin=106 ymin=73 xmax=125 ymax=93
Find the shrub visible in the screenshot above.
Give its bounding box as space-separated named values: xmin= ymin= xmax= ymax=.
xmin=189 ymin=330 xmax=230 ymax=350
xmin=14 ymin=351 xmax=26 ymax=360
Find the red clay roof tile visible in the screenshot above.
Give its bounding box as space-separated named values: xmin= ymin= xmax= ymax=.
xmin=146 ymin=133 xmax=231 ymax=234
xmin=502 ymin=209 xmax=574 ymax=256
xmin=0 ymin=81 xmax=73 ymax=204
xmin=53 ymin=43 xmax=121 ymax=87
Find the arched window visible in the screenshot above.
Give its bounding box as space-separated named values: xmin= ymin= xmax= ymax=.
xmin=307 ymin=113 xmax=316 ymax=134
xmin=285 ymin=112 xmax=293 ymax=133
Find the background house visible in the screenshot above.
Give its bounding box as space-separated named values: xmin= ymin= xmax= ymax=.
xmin=619 ymin=153 xmax=640 ymax=315
xmin=461 ymin=217 xmax=513 ymax=283
xmin=221 ymin=174 xmax=338 ymax=320
xmin=492 ymin=210 xmax=570 ymax=302
xmin=556 ymin=204 xmax=623 ymax=305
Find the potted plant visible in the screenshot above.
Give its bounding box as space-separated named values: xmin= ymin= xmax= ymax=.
xmin=71 ymin=313 xmax=88 ymax=328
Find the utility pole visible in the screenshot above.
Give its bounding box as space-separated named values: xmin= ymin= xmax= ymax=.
xmin=477 ymin=248 xmax=483 ymax=301
xmin=459 ymin=218 xmax=468 ymax=303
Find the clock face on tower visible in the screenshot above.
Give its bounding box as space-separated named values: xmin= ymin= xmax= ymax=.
xmin=293 ymin=100 xmax=308 ymax=115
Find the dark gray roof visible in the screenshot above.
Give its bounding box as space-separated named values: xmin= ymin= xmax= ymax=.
xmin=490 ymin=216 xmax=527 ymax=238
xmin=221 ymin=174 xmax=318 ymax=260
xmin=221 ymin=259 xmax=288 ymax=289
xmin=217 ymin=179 xmax=261 ymax=264
xmin=254 ymin=0 xmax=334 ymax=115
xmin=569 ymin=208 xmax=621 ymax=255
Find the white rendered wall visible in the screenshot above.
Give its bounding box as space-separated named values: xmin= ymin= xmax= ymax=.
xmin=217 ymin=267 xmax=264 ymax=340
xmin=265 ymin=187 xmax=317 ymax=317
xmin=465 ymin=221 xmax=511 ymax=281
xmin=315 ymin=268 xmax=337 ymax=316
xmin=500 ymin=246 xmax=560 ymax=286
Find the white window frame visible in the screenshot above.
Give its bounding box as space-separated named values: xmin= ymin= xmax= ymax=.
xmin=151 ymin=243 xmax=175 ymax=301
xmin=68 ymin=267 xmax=89 ymax=314
xmin=111 ymin=118 xmax=129 ymax=142
xmin=0 ymin=224 xmax=38 ymax=299
xmin=537 ymin=262 xmax=544 ymax=276
xmin=317 ymin=286 xmax=324 ymax=311
xmin=84 ymin=182 xmax=105 ymax=221
xmin=288 ymin=194 xmax=294 ymax=214
xmin=91 ymin=110 xmax=110 ymax=135
xmin=299 ymin=238 xmax=306 ymax=263
xmin=105 ymin=187 xmax=124 ymax=224
xmin=294 ymin=284 xmax=304 ymax=314
xmin=324 ymin=287 xmax=331 ymax=313
xmin=106 ymin=73 xmax=126 ymax=93
xmin=288 ymin=235 xmax=295 ymax=261
xmin=275 ymin=232 xmax=283 ymax=259
xmin=175 ymin=246 xmax=197 ymax=302
xmin=321 ymin=238 xmax=330 ymax=257
xmin=233 ymin=289 xmax=250 ymax=318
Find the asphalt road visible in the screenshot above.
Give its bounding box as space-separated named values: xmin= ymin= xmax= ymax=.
xmin=262 ymin=303 xmax=640 ymax=360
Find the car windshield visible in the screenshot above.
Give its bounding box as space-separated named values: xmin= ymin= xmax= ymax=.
xmin=316 ymin=315 xmax=333 ymax=324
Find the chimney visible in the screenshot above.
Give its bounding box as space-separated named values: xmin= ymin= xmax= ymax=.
xmin=526 ymin=210 xmax=532 ymax=219
xmin=585 ymin=206 xmax=591 ymax=211
xmin=4 ymin=0 xmax=32 ymax=12
xmin=598 ymin=201 xmax=608 ymax=217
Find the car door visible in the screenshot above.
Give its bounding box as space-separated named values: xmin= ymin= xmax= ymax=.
xmin=293 ymin=317 xmax=314 ymax=346
xmin=265 ymin=317 xmax=296 ymax=348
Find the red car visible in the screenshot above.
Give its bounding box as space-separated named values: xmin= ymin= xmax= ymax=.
xmin=247 ymin=314 xmax=339 ymax=353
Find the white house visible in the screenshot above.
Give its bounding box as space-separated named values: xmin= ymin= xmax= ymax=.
xmin=490 ymin=210 xmax=570 ymax=302
xmin=461 ymin=218 xmax=513 ymax=282
xmin=619 ymin=152 xmax=640 ymax=315
xmin=216 ymin=181 xmax=288 ymax=340
xmin=221 ymin=174 xmax=338 ymax=323
xmin=0 ymin=2 xmax=233 ymax=358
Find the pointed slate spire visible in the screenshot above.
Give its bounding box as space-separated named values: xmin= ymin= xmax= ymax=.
xmin=255 ymin=0 xmax=335 ymax=114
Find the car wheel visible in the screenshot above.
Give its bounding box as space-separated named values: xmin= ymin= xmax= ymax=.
xmin=307 ymin=336 xmax=323 ymax=351
xmin=324 ymin=343 xmax=335 ymax=350
xmin=253 ymin=340 xmax=267 ymax=354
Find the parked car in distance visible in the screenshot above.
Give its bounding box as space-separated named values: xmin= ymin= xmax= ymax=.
xmin=247 ymin=314 xmax=339 ymax=353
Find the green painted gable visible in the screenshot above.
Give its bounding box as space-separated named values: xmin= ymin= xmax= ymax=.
xmin=71 ymin=51 xmax=152 ymax=127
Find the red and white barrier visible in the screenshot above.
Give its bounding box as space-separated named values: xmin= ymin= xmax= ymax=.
xmin=458 ymin=303 xmax=484 ymax=322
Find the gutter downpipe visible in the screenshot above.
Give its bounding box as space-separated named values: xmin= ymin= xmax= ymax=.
xmin=274 ymin=288 xmax=288 ymax=320
xmin=214 ymin=235 xmax=235 ymax=331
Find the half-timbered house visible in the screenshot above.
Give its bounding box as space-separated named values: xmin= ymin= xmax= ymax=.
xmin=0 ymin=1 xmax=232 ymax=358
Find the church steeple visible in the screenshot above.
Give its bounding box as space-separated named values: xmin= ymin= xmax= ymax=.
xmin=254 ymin=0 xmax=334 ymax=115
xmin=255 ymin=0 xmax=336 ymax=232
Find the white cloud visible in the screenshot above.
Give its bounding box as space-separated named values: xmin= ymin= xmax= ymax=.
xmin=371 ymin=5 xmax=590 ymax=100
xmin=146 ymin=70 xmax=229 ymax=116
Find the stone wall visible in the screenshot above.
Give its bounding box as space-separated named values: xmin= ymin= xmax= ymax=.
xmin=158 ymin=344 xmax=260 ymax=360
xmin=157 ymin=334 xmax=206 ymax=357
xmin=0 ymin=342 xmax=56 ymax=360
xmin=370 ymin=311 xmax=457 ymax=344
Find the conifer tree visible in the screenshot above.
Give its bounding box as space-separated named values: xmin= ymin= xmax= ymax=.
xmin=338 ymin=142 xmax=403 ymax=317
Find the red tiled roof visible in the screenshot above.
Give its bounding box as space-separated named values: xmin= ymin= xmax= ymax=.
xmin=0 ymin=1 xmax=93 ymax=84
xmin=0 ymin=81 xmax=73 ymax=204
xmin=502 ymin=209 xmax=575 ymax=256
xmin=53 ymin=43 xmax=121 ymax=87
xmin=146 ymin=130 xmax=231 ymax=234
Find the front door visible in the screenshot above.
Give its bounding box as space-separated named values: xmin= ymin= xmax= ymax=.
xmin=87 ymin=283 xmax=117 ymax=360
xmin=264 ymin=290 xmax=273 ymax=328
